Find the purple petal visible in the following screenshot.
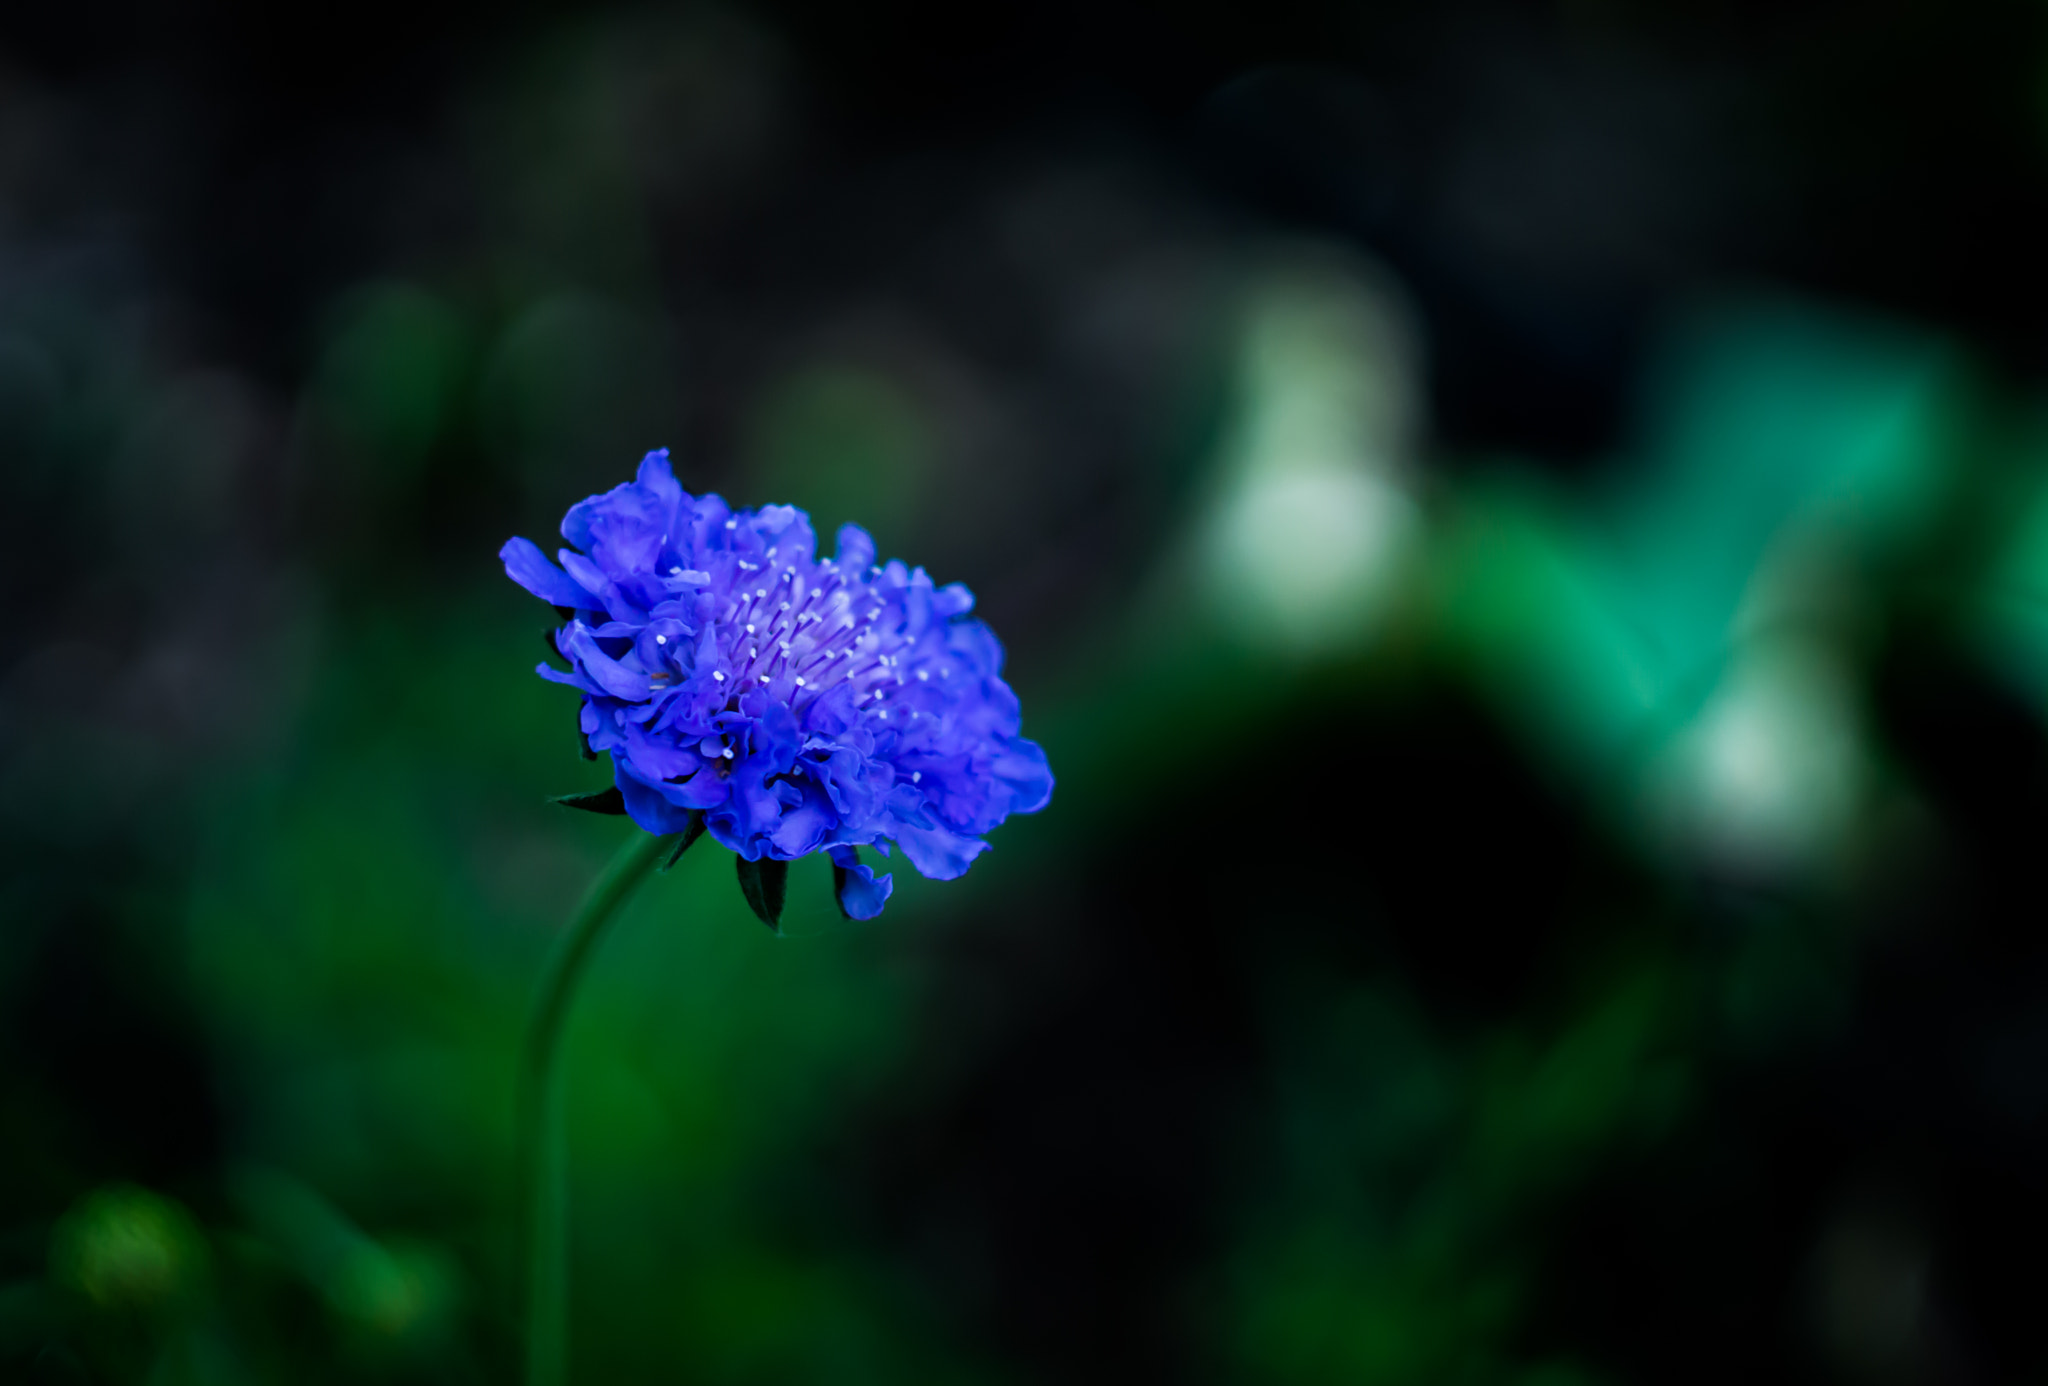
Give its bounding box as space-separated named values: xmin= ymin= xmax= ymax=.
xmin=559 ymin=550 xmax=612 ymax=602
xmin=933 ymin=582 xmax=975 ymax=617
xmin=991 ymin=737 xmax=1054 ymax=815
xmin=613 ymin=756 xmax=703 ymax=835
xmin=536 ymin=661 xmax=601 ymax=695
xmin=828 ymin=845 xmax=893 ymax=919
xmin=803 ymin=684 xmax=859 ymax=737
xmin=770 ymin=781 xmax=835 ymax=857
xmin=621 ymin=719 xmax=701 ymax=780
xmin=892 ymin=818 xmax=988 ymax=880
xmin=636 ymin=448 xmax=682 ymax=514
xmin=835 ymin=523 xmax=876 ymax=573
xmin=562 ymin=623 xmax=650 ymax=700
xmin=503 ymin=537 xmax=598 ymax=609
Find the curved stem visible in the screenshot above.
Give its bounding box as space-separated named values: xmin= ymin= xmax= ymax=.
xmin=520 ymin=828 xmax=675 ymax=1386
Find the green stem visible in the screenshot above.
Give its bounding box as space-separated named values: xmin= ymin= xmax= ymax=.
xmin=520 ymin=828 xmax=675 ymax=1386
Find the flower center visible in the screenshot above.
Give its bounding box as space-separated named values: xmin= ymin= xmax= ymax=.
xmin=717 ymin=559 xmax=908 ymax=715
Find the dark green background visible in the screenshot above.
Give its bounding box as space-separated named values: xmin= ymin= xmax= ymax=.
xmin=5 ymin=1 xmax=2048 ymax=1380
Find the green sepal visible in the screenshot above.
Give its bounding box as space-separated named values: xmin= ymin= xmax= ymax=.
xmin=551 ymin=786 xmax=626 ymax=814
xmin=659 ymin=812 xmax=707 ymax=872
xmin=734 ymin=855 xmax=788 ymax=931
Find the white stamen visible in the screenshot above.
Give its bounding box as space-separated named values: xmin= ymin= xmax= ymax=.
xmin=912 ymin=772 xmax=921 ymax=782
xmin=723 ymin=748 xmax=734 ymax=759
xmin=726 ymin=519 xmax=737 ymax=529
xmin=746 ymin=624 xmax=756 ymax=634
xmin=655 ymin=634 xmax=667 ymax=645
xmin=917 ymin=670 xmax=928 ymax=680
xmin=794 ymin=677 xmax=805 ymax=687
xmin=713 ymin=671 xmax=726 ymax=681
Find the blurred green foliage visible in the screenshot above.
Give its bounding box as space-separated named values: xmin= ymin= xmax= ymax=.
xmin=7 ymin=231 xmax=2030 ymax=1379
xmin=9 ymin=10 xmax=2048 ymax=1381
xmin=56 ymin=284 xmax=1992 ymax=1382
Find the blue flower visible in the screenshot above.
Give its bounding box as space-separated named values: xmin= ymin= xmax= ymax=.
xmin=502 ymin=449 xmax=1053 ymax=920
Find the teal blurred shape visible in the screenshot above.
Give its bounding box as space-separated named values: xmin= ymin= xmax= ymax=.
xmin=1967 ymin=416 xmax=2048 ymax=701
xmin=1439 ymin=294 xmax=1958 ymax=788
xmin=1597 ymin=295 xmax=1953 ymax=686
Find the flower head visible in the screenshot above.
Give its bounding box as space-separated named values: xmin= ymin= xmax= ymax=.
xmin=502 ymin=449 xmax=1052 ymax=920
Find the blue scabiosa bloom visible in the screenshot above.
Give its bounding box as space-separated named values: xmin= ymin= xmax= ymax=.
xmin=501 ymin=448 xmax=1052 ymax=921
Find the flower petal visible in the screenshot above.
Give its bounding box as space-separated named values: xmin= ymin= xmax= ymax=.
xmin=636 ymin=447 xmax=682 ymax=514
xmin=992 ymin=737 xmax=1054 ymax=815
xmin=613 ymin=755 xmax=705 ymax=835
xmin=770 ymin=779 xmax=836 ymax=857
xmin=828 ymin=845 xmax=893 ymax=919
xmin=834 ymin=523 xmax=876 ymax=573
xmin=562 ymin=623 xmax=650 ymax=700
xmin=892 ymin=817 xmax=988 ymax=880
xmin=502 ymin=537 xmax=599 ymax=609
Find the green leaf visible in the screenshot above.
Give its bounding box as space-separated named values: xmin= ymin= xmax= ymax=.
xmin=551 ymin=786 xmax=626 ymax=814
xmin=734 ymin=855 xmax=788 ymax=930
xmin=659 ymin=812 xmax=707 ymax=872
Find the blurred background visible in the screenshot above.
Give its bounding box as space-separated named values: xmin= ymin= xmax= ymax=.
xmin=5 ymin=0 xmax=2048 ymax=1381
